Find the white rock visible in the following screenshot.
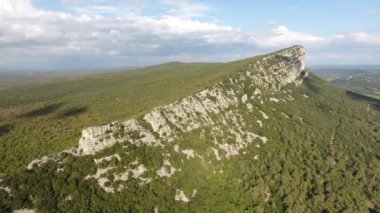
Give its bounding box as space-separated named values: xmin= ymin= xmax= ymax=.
xmin=269 ymin=97 xmax=279 ymax=103
xmin=191 ymin=189 xmax=197 ymax=197
xmin=241 ymin=94 xmax=248 ymax=104
xmin=130 ymin=164 xmax=147 ymax=179
xmin=0 ymin=186 xmax=10 ymax=194
xmin=281 ymin=112 xmax=290 ymax=118
xmin=254 ymin=88 xmax=262 ymax=95
xmin=114 ymin=171 xmax=129 ymax=181
xmin=157 ymin=159 xmax=178 ymax=178
xmin=94 ymin=154 xmax=121 ymax=165
xmin=175 ymin=189 xmax=190 ymax=203
xmin=257 ymin=120 xmax=263 ymax=128
xmin=97 ymin=177 xmax=114 ymax=193
xmin=247 ymin=103 xmax=253 ymax=112
xmin=85 ymin=167 xmax=115 ymax=180
xmin=173 ymin=144 xmax=180 ymax=153
xmin=182 ymin=149 xmax=196 ymax=159
xmin=211 ymin=147 xmax=222 ymax=161
xmin=14 ymin=209 xmax=35 ymax=213
xmin=259 ymin=110 xmax=269 ymax=119
xmin=27 ymin=156 xmax=57 ymax=170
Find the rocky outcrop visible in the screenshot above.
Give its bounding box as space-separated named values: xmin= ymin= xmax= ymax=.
xmin=24 ymin=45 xmax=309 ymax=197
xmin=74 ymin=46 xmax=307 ymax=156
xmin=26 ymin=46 xmax=308 ymax=185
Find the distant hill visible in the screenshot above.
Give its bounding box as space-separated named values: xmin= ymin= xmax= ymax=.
xmin=0 ymin=46 xmax=379 ymax=212
xmin=312 ymin=65 xmax=380 ymax=100
xmin=0 ymin=68 xmax=140 ymax=87
xmin=311 ymin=64 xmax=380 ymax=75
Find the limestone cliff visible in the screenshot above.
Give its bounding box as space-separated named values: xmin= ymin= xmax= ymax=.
xmin=77 ymin=45 xmax=307 ymax=156
xmin=27 ymin=45 xmax=308 ymax=196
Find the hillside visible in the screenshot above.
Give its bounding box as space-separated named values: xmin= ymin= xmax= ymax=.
xmin=313 ymin=65 xmax=380 ymax=100
xmin=1 ymin=46 xmax=380 ymax=212
xmin=0 ymin=60 xmax=250 ymax=173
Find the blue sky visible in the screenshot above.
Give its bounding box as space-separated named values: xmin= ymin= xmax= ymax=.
xmin=0 ymin=0 xmax=379 ymax=71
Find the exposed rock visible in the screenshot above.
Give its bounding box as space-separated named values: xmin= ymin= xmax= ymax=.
xmin=254 ymin=88 xmax=262 ymax=96
xmin=175 ymin=189 xmax=190 ymax=203
xmin=173 ymin=144 xmax=180 ymax=153
xmin=259 ymin=110 xmax=269 ymax=120
xmin=14 ymin=209 xmax=35 ymax=213
xmin=85 ymin=164 xmax=149 ymax=193
xmin=264 ymin=191 xmax=271 ymax=202
xmin=257 ymin=120 xmax=263 ymax=128
xmin=26 ymin=46 xmax=308 ymax=191
xmin=281 ymin=112 xmax=290 ymax=118
xmin=130 ymin=164 xmax=147 ymax=179
xmin=94 ymin=154 xmax=121 ymax=165
xmin=0 ymin=186 xmax=10 ymax=194
xmin=73 ymin=47 xmax=305 ymax=157
xmin=85 ymin=167 xmax=115 ymax=180
xmin=241 ymin=94 xmax=248 ymax=104
xmin=27 ymin=156 xmax=58 ymax=170
xmin=157 ymin=159 xmax=178 ymax=178
xmin=63 ymin=195 xmax=72 ymax=202
xmin=246 ymin=103 xmax=253 ymax=112
xmin=182 ymin=149 xmax=196 ymax=159
xmin=153 ymin=207 xmax=158 ymax=213
xmin=270 ymin=97 xmax=280 ymax=103
xmin=114 ymin=170 xmax=129 ymax=181
xmin=85 ymin=167 xmax=115 ymax=193
xmin=78 ymin=120 xmax=161 ymax=155
xmin=191 ymin=189 xmax=197 ymax=198
xmin=97 ymin=177 xmax=114 ymax=193
xmin=211 ymin=147 xmax=222 ymax=161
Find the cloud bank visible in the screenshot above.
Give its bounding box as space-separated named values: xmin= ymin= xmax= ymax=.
xmin=0 ymin=0 xmax=379 ymax=71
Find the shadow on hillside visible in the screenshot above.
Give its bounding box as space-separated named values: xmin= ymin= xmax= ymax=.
xmin=0 ymin=124 xmax=13 ymax=137
xmin=19 ymin=103 xmax=64 ymax=118
xmin=60 ymin=106 xmax=87 ymax=117
xmin=303 ymin=77 xmax=320 ymax=94
xmin=346 ymin=90 xmax=380 ymax=110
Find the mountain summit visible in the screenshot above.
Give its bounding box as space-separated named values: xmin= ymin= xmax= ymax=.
xmin=2 ymin=46 xmax=379 ymax=212
xmin=73 ymin=45 xmax=308 ymax=156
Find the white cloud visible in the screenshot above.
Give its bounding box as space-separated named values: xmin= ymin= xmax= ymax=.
xmin=251 ymin=25 xmax=325 ymax=47
xmin=0 ymin=0 xmax=243 ymax=70
xmin=0 ymin=0 xmax=38 ymax=16
xmin=0 ymin=0 xmax=379 ymax=70
xmin=348 ymin=32 xmax=380 ymax=44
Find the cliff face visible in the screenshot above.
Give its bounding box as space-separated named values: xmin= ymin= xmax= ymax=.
xmin=11 ymin=45 xmax=380 ymax=212
xmin=26 ymin=45 xmax=308 ymax=197
xmin=78 ymin=45 xmax=307 ymax=156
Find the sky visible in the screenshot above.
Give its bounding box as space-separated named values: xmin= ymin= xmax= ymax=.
xmin=0 ymin=0 xmax=379 ymax=71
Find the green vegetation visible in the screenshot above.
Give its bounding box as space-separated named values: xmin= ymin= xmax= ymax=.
xmin=0 ymin=59 xmax=260 ymax=173
xmin=314 ymin=67 xmax=380 ymax=100
xmin=0 ymin=49 xmax=379 ymax=212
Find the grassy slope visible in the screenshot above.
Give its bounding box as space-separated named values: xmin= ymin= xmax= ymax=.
xmin=0 ymin=47 xmax=379 ymax=211
xmin=0 ymin=58 xmax=262 ymax=173
xmin=2 ymin=72 xmax=379 ymax=212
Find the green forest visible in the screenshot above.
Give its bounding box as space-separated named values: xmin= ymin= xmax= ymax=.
xmin=0 ymin=48 xmax=379 ymax=212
